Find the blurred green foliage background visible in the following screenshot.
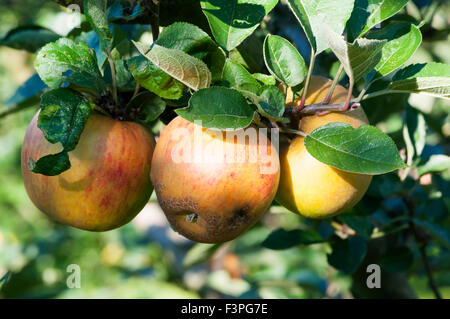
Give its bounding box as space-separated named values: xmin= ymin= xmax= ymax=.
xmin=0 ymin=0 xmax=449 ymax=299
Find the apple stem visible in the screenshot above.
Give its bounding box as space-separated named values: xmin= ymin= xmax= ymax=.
xmin=343 ymin=77 xmax=354 ymax=111
xmin=279 ymin=127 xmax=308 ymax=138
xmin=298 ymin=48 xmax=315 ymax=110
xmin=285 ymin=101 xmax=360 ymax=117
xmin=322 ymin=63 xmax=344 ymax=104
xmin=0 ymin=103 xmax=33 ymax=119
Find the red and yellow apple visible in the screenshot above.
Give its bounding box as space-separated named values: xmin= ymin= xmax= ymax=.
xmin=276 ymin=76 xmax=372 ymax=219
xmin=21 ymin=111 xmax=155 ymax=231
xmin=150 ymin=116 xmax=280 ymax=243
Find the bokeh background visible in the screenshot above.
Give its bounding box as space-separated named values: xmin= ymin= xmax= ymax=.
xmin=0 ymin=0 xmax=449 ymax=298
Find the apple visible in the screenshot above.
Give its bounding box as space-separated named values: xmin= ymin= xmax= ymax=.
xmin=275 ymin=76 xmax=373 ymax=219
xmin=21 ymin=111 xmax=155 ymax=231
xmin=150 ymin=116 xmax=280 ymax=243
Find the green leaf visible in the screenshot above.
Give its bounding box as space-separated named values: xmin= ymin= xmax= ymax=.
xmin=417 ymin=155 xmax=450 ymax=177
xmin=222 ymin=59 xmax=262 ymax=95
xmin=156 ymin=22 xmax=226 ymax=82
xmin=128 ymin=55 xmax=184 ymax=100
xmin=380 ymin=246 xmax=414 ymax=272
xmin=176 ymin=87 xmax=255 ymax=130
xmin=287 ymin=0 xmax=355 ymax=54
xmin=38 ymin=88 xmax=93 ymax=152
xmin=304 ymin=122 xmax=406 ymax=175
xmin=200 ymin=0 xmax=278 ymax=51
xmin=327 ymin=236 xmax=367 ymax=274
xmin=76 ymin=30 xmax=108 ymax=69
xmin=183 ymin=243 xmax=221 ymax=268
xmin=35 ymin=38 xmax=106 ymax=94
xmin=367 ymin=22 xmax=422 ymax=80
xmin=229 ymin=34 xmax=265 ymax=73
xmin=258 ymin=85 xmax=285 ymax=120
xmin=4 ymin=73 xmax=47 ymax=107
xmin=84 ymin=0 xmax=112 ymax=51
xmin=262 ymin=229 xmax=324 ymax=250
xmin=338 ymin=216 xmax=374 ymax=239
xmin=413 ymin=219 xmax=450 ymax=247
xmin=359 ymin=0 xmax=410 ymax=37
xmin=128 ymin=92 xmax=166 ymax=124
xmin=346 ymin=0 xmax=409 ymax=41
xmin=263 ymin=35 xmax=306 ymax=87
xmin=252 ymin=73 xmax=276 ymax=86
xmin=387 ymin=63 xmax=450 ymax=99
xmin=0 ymin=26 xmax=61 ymax=52
xmin=401 ymin=105 xmax=426 ymax=179
xmin=28 ymin=151 xmax=71 ymax=176
xmin=324 ymin=26 xmax=386 ymax=83
xmin=133 ymin=42 xmax=211 ymax=91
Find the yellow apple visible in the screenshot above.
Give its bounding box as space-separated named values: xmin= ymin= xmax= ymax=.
xmin=275 ymin=76 xmax=372 ymax=219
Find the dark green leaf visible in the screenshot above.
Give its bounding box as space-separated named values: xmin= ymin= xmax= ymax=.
xmin=305 ymin=122 xmax=406 ymax=175
xmin=128 ymin=55 xmax=184 ymax=99
xmin=339 ymin=216 xmax=374 ymax=239
xmin=108 ymin=1 xmax=144 ymax=21
xmin=35 ymin=38 xmax=106 ymax=94
xmin=258 ymin=85 xmax=285 ymax=120
xmin=0 ymin=26 xmax=61 ymax=52
xmin=128 ymin=92 xmax=166 ymax=124
xmin=222 ymin=59 xmax=262 ymax=95
xmin=327 ymin=237 xmax=367 ymax=274
xmin=262 ymin=228 xmax=324 ymax=250
xmin=413 ymin=219 xmax=450 ymax=247
xmin=200 ymin=0 xmax=278 ymax=51
xmin=263 ymin=35 xmax=306 ymax=87
xmin=176 ymin=87 xmax=255 ymax=130
xmin=28 ymin=151 xmax=71 ymax=176
xmin=380 ymin=246 xmax=414 ymax=272
xmin=38 ymin=88 xmax=92 ymax=152
xmin=287 ymin=0 xmax=355 ymax=54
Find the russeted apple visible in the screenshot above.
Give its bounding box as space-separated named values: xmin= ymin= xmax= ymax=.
xmin=276 ymin=76 xmax=372 ymax=219
xmin=21 ymin=111 xmax=155 ymax=231
xmin=151 ymin=116 xmax=280 ymax=243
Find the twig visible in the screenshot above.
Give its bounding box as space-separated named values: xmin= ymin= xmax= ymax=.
xmin=149 ymin=0 xmax=160 ymax=41
xmin=403 ymin=197 xmax=442 ymax=299
xmin=0 ymin=103 xmax=35 ymax=119
xmin=322 ymin=63 xmax=344 ymax=104
xmin=298 ymin=48 xmax=315 ymax=110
